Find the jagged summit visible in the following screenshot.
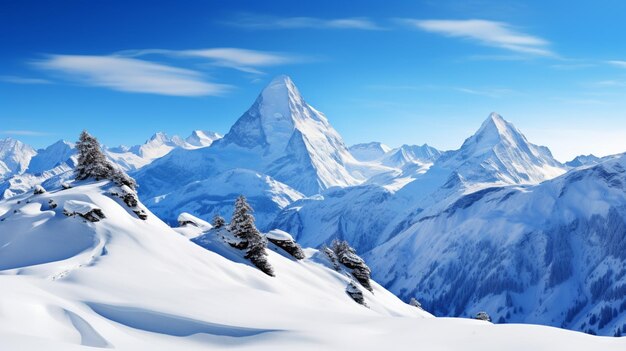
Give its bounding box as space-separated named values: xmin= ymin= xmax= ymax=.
xmin=186 ymin=130 xmax=221 ymax=147
xmin=220 ymin=74 xmax=317 ymax=154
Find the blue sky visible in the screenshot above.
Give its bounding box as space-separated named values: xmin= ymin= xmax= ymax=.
xmin=2 ymin=0 xmax=626 ymax=161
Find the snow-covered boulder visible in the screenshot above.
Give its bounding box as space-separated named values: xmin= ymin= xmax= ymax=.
xmin=33 ymin=184 xmax=46 ymax=195
xmin=109 ymin=185 xmax=147 ymax=220
xmin=266 ymin=229 xmax=304 ymax=260
xmin=173 ymin=212 xmax=213 ymax=239
xmin=63 ymin=200 xmax=105 ymax=222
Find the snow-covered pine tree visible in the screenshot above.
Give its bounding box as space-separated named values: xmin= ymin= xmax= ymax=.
xmin=212 ymin=214 xmax=225 ymax=229
xmin=230 ymin=195 xmax=274 ymax=276
xmin=75 ymin=130 xmax=114 ymax=181
xmin=75 ymin=130 xmax=137 ymax=190
xmin=331 ymin=239 xmax=373 ymax=292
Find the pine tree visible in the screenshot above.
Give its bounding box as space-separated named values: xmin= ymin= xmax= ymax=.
xmin=212 ymin=214 xmax=225 ymax=229
xmin=230 ymin=195 xmax=274 ymax=276
xmin=75 ymin=130 xmax=114 ymax=181
xmin=75 ymin=130 xmax=136 ymax=190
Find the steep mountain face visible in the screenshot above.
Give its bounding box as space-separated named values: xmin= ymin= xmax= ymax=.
xmin=0 ymin=138 xmax=37 ymax=179
xmin=349 ymin=142 xmax=392 ymax=162
xmin=185 ymin=130 xmax=222 ymax=147
xmin=366 ymin=154 xmax=626 ymax=336
xmin=135 ymin=75 xmax=363 ymax=225
xmin=27 ymin=140 xmax=75 ymax=174
xmin=216 ymin=75 xmax=360 ymax=194
xmin=1 ymin=181 xmax=622 ymax=350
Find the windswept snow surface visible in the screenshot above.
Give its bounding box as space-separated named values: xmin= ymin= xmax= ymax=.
xmin=1 ymin=181 xmax=623 ymax=350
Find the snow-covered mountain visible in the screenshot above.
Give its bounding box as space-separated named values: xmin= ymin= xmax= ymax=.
xmin=1 ymin=180 xmax=622 ymax=350
xmin=366 ymin=153 xmax=626 ymax=336
xmin=566 ymin=154 xmax=603 ymax=168
xmin=186 ymin=130 xmax=222 ymax=147
xmin=0 ymin=138 xmax=37 ymax=179
xmin=134 ymin=75 xmax=365 ymax=226
xmin=381 ymin=144 xmax=442 ymax=168
xmin=215 ymin=74 xmax=361 ymax=194
xmin=274 ymin=113 xmax=567 ymax=254
xmin=349 ymin=142 xmax=392 ymax=162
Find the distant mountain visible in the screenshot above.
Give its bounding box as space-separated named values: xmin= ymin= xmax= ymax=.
xmin=381 ymin=144 xmax=442 ymax=168
xmin=27 ymin=140 xmax=75 ymax=174
xmin=185 ymin=130 xmax=222 ymax=147
xmin=349 ymin=142 xmax=392 ymax=162
xmin=566 ymin=154 xmax=602 ymax=168
xmin=0 ymin=138 xmax=36 ymax=180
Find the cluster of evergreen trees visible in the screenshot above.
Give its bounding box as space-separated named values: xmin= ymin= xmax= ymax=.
xmin=75 ymin=130 xmax=136 ymax=189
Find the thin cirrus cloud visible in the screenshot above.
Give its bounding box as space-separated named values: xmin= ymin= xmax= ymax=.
xmin=225 ymin=14 xmax=383 ymax=30
xmin=32 ymin=55 xmax=231 ymax=97
xmin=0 ymin=75 xmax=52 ymax=84
xmin=401 ymin=19 xmax=553 ymax=56
xmin=118 ymin=47 xmax=303 ymax=74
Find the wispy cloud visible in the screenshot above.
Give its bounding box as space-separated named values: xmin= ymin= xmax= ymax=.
xmin=607 ymin=60 xmax=626 ymax=68
xmin=0 ymin=75 xmax=52 ymax=84
xmin=0 ymin=130 xmax=50 ymax=136
xmin=118 ymin=48 xmax=303 ymax=74
xmin=225 ymin=14 xmax=383 ymax=30
xmin=401 ymin=19 xmax=553 ymax=56
xmin=33 ymin=55 xmax=230 ymax=97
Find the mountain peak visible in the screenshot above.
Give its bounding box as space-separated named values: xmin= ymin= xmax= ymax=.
xmin=148 ymin=132 xmax=169 ymax=143
xmin=220 ymin=75 xmax=318 ymax=153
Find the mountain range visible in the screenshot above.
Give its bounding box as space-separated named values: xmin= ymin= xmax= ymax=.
xmin=1 ymin=75 xmax=625 ymax=337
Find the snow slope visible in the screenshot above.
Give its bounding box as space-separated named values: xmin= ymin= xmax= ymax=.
xmin=1 ymin=181 xmax=623 ymax=350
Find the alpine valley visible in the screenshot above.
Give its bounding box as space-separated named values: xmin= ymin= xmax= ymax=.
xmin=2 ymin=76 xmax=626 ymax=350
